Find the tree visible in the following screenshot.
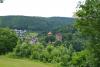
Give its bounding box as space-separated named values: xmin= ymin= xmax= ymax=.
xmin=0 ymin=28 xmax=18 ymax=54
xmin=75 ymin=0 xmax=100 ymax=66
xmin=0 ymin=0 xmax=4 ymax=3
xmin=45 ymin=35 xmax=55 ymax=43
xmin=71 ymin=50 xmax=89 ymax=67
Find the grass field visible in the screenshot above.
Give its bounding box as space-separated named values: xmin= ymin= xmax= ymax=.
xmin=0 ymin=56 xmax=59 ymax=67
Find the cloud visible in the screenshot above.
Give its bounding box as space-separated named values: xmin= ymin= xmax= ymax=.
xmin=0 ymin=0 xmax=83 ymax=17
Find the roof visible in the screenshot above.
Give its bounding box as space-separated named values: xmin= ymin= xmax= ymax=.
xmin=48 ymin=32 xmax=52 ymax=35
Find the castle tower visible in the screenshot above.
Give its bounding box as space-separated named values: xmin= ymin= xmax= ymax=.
xmin=56 ymin=32 xmax=62 ymax=41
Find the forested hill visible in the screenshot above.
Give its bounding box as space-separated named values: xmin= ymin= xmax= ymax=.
xmin=0 ymin=16 xmax=74 ymax=32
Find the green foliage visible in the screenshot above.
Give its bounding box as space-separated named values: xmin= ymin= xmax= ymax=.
xmin=54 ymin=25 xmax=84 ymax=51
xmin=71 ymin=50 xmax=89 ymax=67
xmin=14 ymin=42 xmax=32 ymax=58
xmin=75 ymin=0 xmax=100 ymax=66
xmin=10 ymin=42 xmax=74 ymax=66
xmin=54 ymin=41 xmax=62 ymax=46
xmin=46 ymin=45 xmax=54 ymax=54
xmin=0 ymin=28 xmax=18 ymax=55
xmin=30 ymin=44 xmax=44 ymax=60
xmin=0 ymin=56 xmax=58 ymax=67
xmin=0 ymin=16 xmax=74 ymax=32
xmin=45 ymin=36 xmax=56 ymax=43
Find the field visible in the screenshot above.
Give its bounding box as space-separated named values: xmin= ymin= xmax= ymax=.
xmin=0 ymin=56 xmax=59 ymax=67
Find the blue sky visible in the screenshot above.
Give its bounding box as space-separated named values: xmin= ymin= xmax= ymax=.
xmin=0 ymin=0 xmax=85 ymax=17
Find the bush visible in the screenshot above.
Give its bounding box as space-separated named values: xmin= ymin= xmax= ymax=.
xmin=13 ymin=42 xmax=32 ymax=58
xmin=9 ymin=42 xmax=75 ymax=67
xmin=71 ymin=50 xmax=89 ymax=67
xmin=30 ymin=44 xmax=44 ymax=60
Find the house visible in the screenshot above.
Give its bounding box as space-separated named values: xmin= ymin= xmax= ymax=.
xmin=48 ymin=32 xmax=52 ymax=36
xmin=56 ymin=32 xmax=62 ymax=41
xmin=47 ymin=32 xmax=62 ymax=43
xmin=14 ymin=29 xmax=26 ymax=39
xmin=14 ymin=29 xmax=26 ymax=36
xmin=29 ymin=37 xmax=38 ymax=44
xmin=47 ymin=32 xmax=53 ymax=43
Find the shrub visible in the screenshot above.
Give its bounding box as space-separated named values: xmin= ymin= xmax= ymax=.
xmin=71 ymin=50 xmax=89 ymax=67
xmin=13 ymin=42 xmax=32 ymax=58
xmin=9 ymin=42 xmax=75 ymax=67
xmin=30 ymin=44 xmax=44 ymax=60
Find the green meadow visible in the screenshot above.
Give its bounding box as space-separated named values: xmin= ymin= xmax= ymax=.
xmin=0 ymin=56 xmax=59 ymax=67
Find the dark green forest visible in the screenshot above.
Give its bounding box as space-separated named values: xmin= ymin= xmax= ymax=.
xmin=0 ymin=16 xmax=74 ymax=32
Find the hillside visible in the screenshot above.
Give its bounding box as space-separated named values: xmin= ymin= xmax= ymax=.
xmin=0 ymin=16 xmax=74 ymax=32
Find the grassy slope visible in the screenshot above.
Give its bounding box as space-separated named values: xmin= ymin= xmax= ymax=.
xmin=0 ymin=56 xmax=59 ymax=67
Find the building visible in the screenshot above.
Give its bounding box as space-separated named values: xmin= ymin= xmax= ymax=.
xmin=56 ymin=32 xmax=62 ymax=41
xmin=48 ymin=32 xmax=52 ymax=36
xmin=29 ymin=37 xmax=38 ymax=44
xmin=14 ymin=29 xmax=26 ymax=39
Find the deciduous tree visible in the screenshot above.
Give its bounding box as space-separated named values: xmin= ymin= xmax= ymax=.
xmin=75 ymin=0 xmax=100 ymax=66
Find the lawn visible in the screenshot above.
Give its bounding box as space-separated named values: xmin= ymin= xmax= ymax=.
xmin=0 ymin=56 xmax=59 ymax=67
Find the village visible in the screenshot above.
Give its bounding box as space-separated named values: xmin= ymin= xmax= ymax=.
xmin=14 ymin=29 xmax=63 ymax=45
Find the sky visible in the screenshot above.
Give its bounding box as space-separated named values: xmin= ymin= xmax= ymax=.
xmin=0 ymin=0 xmax=84 ymax=17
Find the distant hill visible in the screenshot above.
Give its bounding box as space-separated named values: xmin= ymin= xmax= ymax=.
xmin=0 ymin=16 xmax=75 ymax=32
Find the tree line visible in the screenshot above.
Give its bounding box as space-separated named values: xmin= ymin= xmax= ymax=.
xmin=0 ymin=16 xmax=74 ymax=32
